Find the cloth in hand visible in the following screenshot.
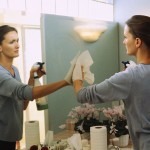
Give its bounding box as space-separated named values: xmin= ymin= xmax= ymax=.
xmin=73 ymin=50 xmax=94 ymax=84
xmin=64 ymin=51 xmax=80 ymax=84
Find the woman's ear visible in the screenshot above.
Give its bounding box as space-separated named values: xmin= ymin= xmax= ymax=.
xmin=135 ymin=38 xmax=142 ymax=48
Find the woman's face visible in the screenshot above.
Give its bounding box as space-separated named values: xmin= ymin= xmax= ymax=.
xmin=123 ymin=25 xmax=137 ymax=56
xmin=0 ymin=31 xmax=19 ymax=59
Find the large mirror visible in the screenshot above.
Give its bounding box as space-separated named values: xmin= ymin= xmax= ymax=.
xmin=41 ymin=14 xmax=119 ymax=133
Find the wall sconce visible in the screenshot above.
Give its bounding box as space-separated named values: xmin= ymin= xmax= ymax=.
xmin=74 ymin=24 xmax=107 ymax=43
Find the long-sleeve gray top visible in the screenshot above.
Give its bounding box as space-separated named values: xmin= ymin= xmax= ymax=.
xmin=0 ymin=65 xmax=33 ymax=142
xmin=77 ymin=64 xmax=150 ymax=150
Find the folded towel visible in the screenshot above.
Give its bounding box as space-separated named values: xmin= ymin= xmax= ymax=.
xmin=67 ymin=133 xmax=82 ymax=150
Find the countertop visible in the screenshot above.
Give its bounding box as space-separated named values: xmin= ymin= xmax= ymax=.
xmin=54 ymin=130 xmax=134 ymax=150
xmin=22 ymin=130 xmax=133 ymax=150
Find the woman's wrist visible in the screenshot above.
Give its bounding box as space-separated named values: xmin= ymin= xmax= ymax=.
xmin=28 ymin=76 xmax=35 ymax=86
xmin=73 ymin=80 xmax=83 ymax=94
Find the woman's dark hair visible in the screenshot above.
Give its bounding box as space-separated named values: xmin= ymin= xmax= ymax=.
xmin=126 ymin=15 xmax=150 ymax=48
xmin=0 ymin=25 xmax=18 ymax=44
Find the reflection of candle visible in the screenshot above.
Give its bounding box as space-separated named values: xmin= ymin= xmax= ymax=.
xmin=66 ymin=119 xmax=75 ymax=130
xmin=82 ymin=139 xmax=89 ymax=146
xmin=83 ymin=146 xmax=90 ymax=150
xmin=112 ymin=138 xmax=119 ymax=146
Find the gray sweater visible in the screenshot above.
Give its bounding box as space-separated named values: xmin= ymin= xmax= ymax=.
xmin=0 ymin=65 xmax=33 ymax=142
xmin=77 ymin=64 xmax=150 ymax=150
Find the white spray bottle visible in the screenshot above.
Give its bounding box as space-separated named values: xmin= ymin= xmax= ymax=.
xmin=32 ymin=62 xmax=48 ymax=110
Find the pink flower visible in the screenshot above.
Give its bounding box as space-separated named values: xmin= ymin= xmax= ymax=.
xmin=102 ymin=105 xmax=126 ymax=122
xmin=67 ymin=103 xmax=102 ymax=122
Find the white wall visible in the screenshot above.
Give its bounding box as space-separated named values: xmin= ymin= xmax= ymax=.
xmin=114 ymin=0 xmax=150 ymax=70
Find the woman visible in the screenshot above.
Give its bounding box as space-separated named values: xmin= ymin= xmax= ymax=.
xmin=0 ymin=25 xmax=74 ymax=150
xmin=73 ymin=15 xmax=150 ymax=150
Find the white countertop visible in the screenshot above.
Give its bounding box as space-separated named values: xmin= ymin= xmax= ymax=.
xmin=22 ymin=130 xmax=134 ymax=150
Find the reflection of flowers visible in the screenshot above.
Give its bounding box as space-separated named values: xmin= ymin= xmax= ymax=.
xmin=102 ymin=105 xmax=129 ymax=137
xmin=67 ymin=103 xmax=102 ymax=134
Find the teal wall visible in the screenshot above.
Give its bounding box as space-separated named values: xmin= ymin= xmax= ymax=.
xmin=41 ymin=14 xmax=119 ymax=133
xmin=114 ymin=0 xmax=150 ymax=70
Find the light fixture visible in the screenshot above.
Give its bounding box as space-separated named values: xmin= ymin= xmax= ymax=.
xmin=74 ymin=24 xmax=107 ymax=43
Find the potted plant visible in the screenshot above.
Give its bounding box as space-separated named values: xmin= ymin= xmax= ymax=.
xmin=67 ymin=103 xmax=102 ymax=135
xmin=102 ymin=105 xmax=129 ymax=147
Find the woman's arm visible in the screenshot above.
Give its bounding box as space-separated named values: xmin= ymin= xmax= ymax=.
xmin=32 ymin=80 xmax=69 ymax=99
xmin=29 ymin=66 xmax=69 ymax=99
xmin=23 ymin=73 xmax=35 ymax=110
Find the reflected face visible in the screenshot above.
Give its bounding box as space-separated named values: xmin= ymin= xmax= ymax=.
xmin=123 ymin=25 xmax=137 ymax=56
xmin=0 ymin=31 xmax=20 ymax=59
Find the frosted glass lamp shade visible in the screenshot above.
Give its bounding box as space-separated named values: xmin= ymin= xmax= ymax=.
xmin=74 ymin=25 xmax=107 ymax=42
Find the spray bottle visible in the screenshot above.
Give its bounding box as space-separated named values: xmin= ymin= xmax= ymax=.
xmin=32 ymin=62 xmax=48 ymax=110
xmin=122 ymin=61 xmax=130 ymax=69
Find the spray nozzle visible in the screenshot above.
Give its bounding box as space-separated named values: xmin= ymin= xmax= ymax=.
xmin=37 ymin=62 xmax=45 ymax=70
xmin=122 ymin=61 xmax=130 ymax=68
xmin=32 ymin=62 xmax=46 ymax=78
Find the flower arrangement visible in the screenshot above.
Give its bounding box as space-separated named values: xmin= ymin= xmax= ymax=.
xmin=67 ymin=103 xmax=102 ymax=133
xmin=102 ymin=105 xmax=129 ymax=137
xmin=67 ymin=103 xmax=128 ymax=137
